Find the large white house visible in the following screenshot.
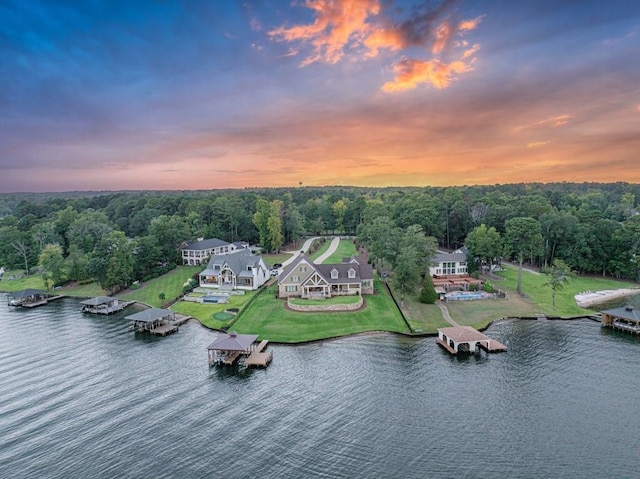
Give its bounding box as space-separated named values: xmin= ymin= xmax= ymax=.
xmin=182 ymin=238 xmax=248 ymax=265
xmin=429 ymin=250 xmax=468 ymax=277
xmin=199 ymin=249 xmax=269 ymax=291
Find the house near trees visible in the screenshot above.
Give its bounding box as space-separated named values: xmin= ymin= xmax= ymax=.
xmin=198 ymin=249 xmax=269 ymax=291
xmin=182 ymin=238 xmax=249 ymax=265
xmin=278 ymin=255 xmax=374 ymax=299
xmin=429 ymin=248 xmax=482 ymax=293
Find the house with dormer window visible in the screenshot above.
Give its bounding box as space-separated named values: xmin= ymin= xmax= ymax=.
xmin=278 ymin=255 xmax=374 ymax=299
xmin=199 ymin=249 xmax=268 ymax=291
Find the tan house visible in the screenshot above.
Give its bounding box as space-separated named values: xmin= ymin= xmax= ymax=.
xmin=278 ymin=255 xmax=374 ymax=299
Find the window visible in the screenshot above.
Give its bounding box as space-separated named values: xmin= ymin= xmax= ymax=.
xmin=331 ymin=269 xmax=338 ymax=279
xmin=348 ymin=268 xmax=356 ymax=279
xmin=286 ymin=285 xmax=298 ymax=292
xmin=292 ymin=276 xmax=300 ymax=282
xmin=300 ymin=266 xmax=307 ymax=273
xmin=442 ymin=262 xmax=456 ymax=275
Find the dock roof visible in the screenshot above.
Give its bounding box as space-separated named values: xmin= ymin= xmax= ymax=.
xmin=80 ymin=296 xmax=116 ymax=306
xmin=601 ymin=306 xmax=640 ymax=322
xmin=9 ymin=289 xmax=46 ymax=298
xmin=207 ymin=332 xmax=258 ymax=351
xmin=438 ymin=326 xmax=489 ymax=342
xmin=125 ymin=308 xmax=174 ymax=323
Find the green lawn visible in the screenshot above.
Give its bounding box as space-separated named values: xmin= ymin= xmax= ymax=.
xmin=445 ymin=294 xmax=540 ymax=329
xmin=58 ymin=282 xmax=106 ymax=298
xmin=231 ymin=280 xmax=409 ymax=342
xmin=262 ymin=253 xmax=294 ymax=267
xmin=289 ymin=295 xmax=361 ymax=306
xmin=308 ymin=238 xmax=332 ymax=262
xmin=494 ymin=264 xmax=638 ymax=317
xmin=322 ymin=239 xmax=358 ymax=264
xmin=396 ymin=290 xmax=450 ymax=333
xmin=171 ymin=291 xmax=255 ymax=329
xmin=119 ymin=266 xmax=202 ymax=307
xmin=0 ymin=272 xmax=47 ymax=292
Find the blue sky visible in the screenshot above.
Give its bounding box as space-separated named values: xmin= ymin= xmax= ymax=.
xmin=1 ymin=0 xmax=639 ymax=192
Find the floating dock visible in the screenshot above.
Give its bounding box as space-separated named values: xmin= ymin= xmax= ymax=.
xmin=437 ymin=326 xmax=507 ymax=355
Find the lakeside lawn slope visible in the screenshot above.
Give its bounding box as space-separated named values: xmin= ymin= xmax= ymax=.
xmin=230 ymin=281 xmax=409 ymax=343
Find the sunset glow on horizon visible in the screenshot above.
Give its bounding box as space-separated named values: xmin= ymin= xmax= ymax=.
xmin=1 ymin=0 xmax=639 ymax=193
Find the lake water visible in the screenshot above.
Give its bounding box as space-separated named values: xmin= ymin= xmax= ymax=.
xmin=1 ymin=294 xmax=639 ymax=478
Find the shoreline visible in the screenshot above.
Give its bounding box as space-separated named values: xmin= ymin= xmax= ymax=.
xmin=574 ymin=288 xmax=640 ymax=308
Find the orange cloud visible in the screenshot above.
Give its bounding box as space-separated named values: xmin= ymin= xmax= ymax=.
xmin=269 ymin=0 xmax=380 ymax=66
xmin=381 ymin=58 xmax=471 ymax=92
xmin=527 ymin=140 xmax=551 ymax=148
xmin=269 ymin=1 xmax=484 ymax=92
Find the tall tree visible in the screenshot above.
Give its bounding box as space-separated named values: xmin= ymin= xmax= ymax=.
xmin=465 ymin=224 xmax=502 ymax=273
xmin=542 ymin=259 xmax=574 ymax=310
xmin=503 ymin=217 xmax=543 ymax=294
xmin=392 ymin=247 xmax=421 ymax=308
xmin=39 ymin=243 xmax=65 ymax=289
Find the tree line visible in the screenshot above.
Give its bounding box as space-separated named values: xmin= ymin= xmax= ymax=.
xmin=0 ymin=182 xmax=638 ymax=294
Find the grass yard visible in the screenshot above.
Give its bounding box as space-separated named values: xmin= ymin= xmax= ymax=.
xmin=232 ymin=280 xmax=409 ymax=342
xmin=321 ymin=239 xmax=358 ymax=264
xmin=289 ymin=295 xmax=361 ymax=306
xmin=494 ymin=264 xmax=638 ymax=317
xmin=308 ymin=238 xmax=332 ymax=262
xmin=396 ymin=291 xmax=450 ymax=333
xmin=58 ymin=282 xmax=105 ymax=298
xmin=0 ymin=272 xmax=47 ymax=292
xmin=119 ymin=266 xmax=201 ymax=307
xmin=262 ymin=252 xmax=293 ymax=267
xmin=171 ymin=290 xmax=255 ymax=329
xmin=445 ymin=294 xmax=540 ymax=329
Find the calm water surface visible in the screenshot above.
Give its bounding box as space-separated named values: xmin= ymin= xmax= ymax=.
xmin=1 ymin=294 xmax=639 ymax=478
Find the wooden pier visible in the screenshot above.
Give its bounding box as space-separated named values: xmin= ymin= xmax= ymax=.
xmin=207 ymin=333 xmax=273 ymax=368
xmin=125 ymin=308 xmax=179 ymax=336
xmin=437 ymin=326 xmax=507 ymax=355
xmin=8 ymin=289 xmax=65 ymax=308
xmin=245 ymin=340 xmax=273 ymax=368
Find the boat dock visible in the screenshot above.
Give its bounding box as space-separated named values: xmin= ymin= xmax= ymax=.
xmin=600 ymin=306 xmax=640 ymax=334
xmin=245 ymin=340 xmax=273 ymax=368
xmin=8 ymin=289 xmax=65 ymax=308
xmin=437 ymin=326 xmax=507 ymax=355
xmin=125 ymin=308 xmax=180 ymax=336
xmin=207 ymin=333 xmax=273 ymax=368
xmin=81 ymin=296 xmax=134 ymax=315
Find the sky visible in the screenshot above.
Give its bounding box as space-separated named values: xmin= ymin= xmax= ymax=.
xmin=1 ymin=0 xmax=639 ymax=193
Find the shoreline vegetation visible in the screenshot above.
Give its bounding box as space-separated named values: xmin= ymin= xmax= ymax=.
xmin=2 ymin=250 xmax=638 ymax=343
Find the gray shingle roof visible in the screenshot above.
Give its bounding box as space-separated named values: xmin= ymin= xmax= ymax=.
xmin=184 ymin=238 xmax=229 ymax=251
xmin=207 ymin=332 xmax=258 ymax=351
xmin=205 ymin=249 xmax=265 ymax=275
xmin=80 ymin=296 xmax=116 ymax=306
xmin=125 ymin=308 xmax=174 ymax=323
xmin=601 ymin=306 xmax=640 ymax=322
xmin=435 ymin=251 xmax=467 ymax=263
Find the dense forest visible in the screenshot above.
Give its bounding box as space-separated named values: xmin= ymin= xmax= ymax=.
xmin=1 ymin=183 xmax=639 ymax=293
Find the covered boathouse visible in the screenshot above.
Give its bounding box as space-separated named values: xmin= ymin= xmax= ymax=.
xmin=125 ymin=308 xmax=178 ymax=336
xmin=437 ymin=326 xmax=507 ymax=355
xmin=207 ymin=332 xmax=272 ymax=367
xmin=600 ymin=306 xmax=640 ymax=334
xmin=7 ymin=289 xmax=63 ymax=307
xmin=80 ymin=296 xmax=131 ymax=314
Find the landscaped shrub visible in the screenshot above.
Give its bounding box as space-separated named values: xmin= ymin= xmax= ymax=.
xmin=483 ymin=282 xmax=495 ymax=293
xmin=418 ymin=275 xmax=437 ymax=304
